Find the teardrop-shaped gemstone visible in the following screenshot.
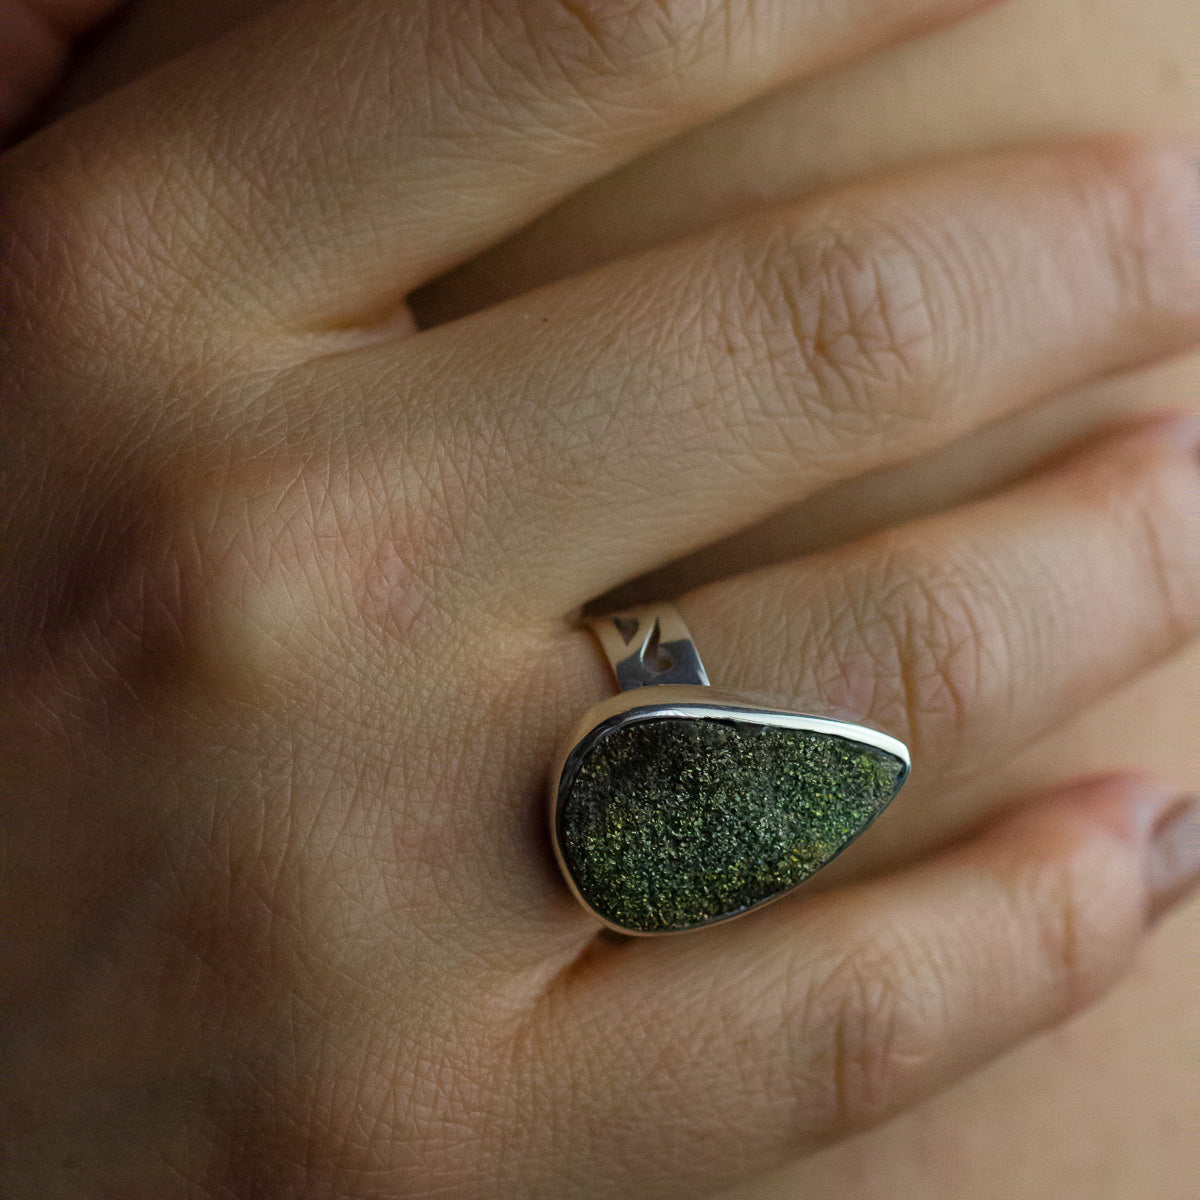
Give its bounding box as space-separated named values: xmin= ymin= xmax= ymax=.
xmin=557 ymin=713 xmax=906 ymax=934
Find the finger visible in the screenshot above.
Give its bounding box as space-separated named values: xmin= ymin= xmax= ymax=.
xmin=526 ymin=415 xmax=1200 ymax=920
xmin=518 ymin=775 xmax=1200 ymax=1199
xmin=347 ymin=140 xmax=1200 ymax=608
xmin=473 ymin=413 xmax=1198 ymax=956
xmin=8 ymin=0 xmax=1004 ymax=330
xmin=691 ymin=416 xmax=1197 ymax=774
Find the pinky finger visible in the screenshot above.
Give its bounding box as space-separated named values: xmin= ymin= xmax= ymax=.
xmin=527 ymin=776 xmax=1200 ymax=1199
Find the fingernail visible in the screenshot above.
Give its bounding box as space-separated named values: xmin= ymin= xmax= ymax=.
xmin=1144 ymin=794 xmax=1200 ymax=926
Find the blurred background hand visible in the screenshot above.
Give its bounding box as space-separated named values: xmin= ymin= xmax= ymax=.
xmin=9 ymin=3 xmax=1198 ymax=1197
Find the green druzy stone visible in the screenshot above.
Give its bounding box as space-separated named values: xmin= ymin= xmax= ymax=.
xmin=558 ymin=715 xmax=906 ymax=934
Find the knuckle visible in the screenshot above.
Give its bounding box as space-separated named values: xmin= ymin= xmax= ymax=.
xmin=853 ymin=541 xmax=1013 ymax=757
xmin=178 ymin=446 xmax=479 ymax=686
xmin=159 ymin=458 xmax=433 ymax=683
xmin=15 ymin=469 xmax=274 ymax=704
xmin=14 ymin=455 xmax=371 ymax=706
xmin=802 ymin=932 xmax=943 ymax=1130
xmin=735 ymin=216 xmax=962 ymax=439
xmin=494 ymin=0 xmax=720 ymax=97
xmin=8 ymin=381 xmax=457 ymax=722
xmin=1079 ymin=431 xmax=1200 ymax=649
xmin=1054 ymin=138 xmax=1198 ymax=317
xmin=1012 ymin=822 xmax=1131 ymax=1014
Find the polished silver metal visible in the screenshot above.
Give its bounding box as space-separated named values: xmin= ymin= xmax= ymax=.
xmin=589 ymin=605 xmax=710 ymax=689
xmin=552 ymin=603 xmax=912 ymax=935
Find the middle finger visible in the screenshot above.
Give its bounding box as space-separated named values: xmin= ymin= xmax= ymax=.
xmin=323 ymin=140 xmax=1200 ymax=613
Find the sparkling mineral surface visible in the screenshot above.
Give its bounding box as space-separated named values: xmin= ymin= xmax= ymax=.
xmin=558 ymin=715 xmax=906 ymax=934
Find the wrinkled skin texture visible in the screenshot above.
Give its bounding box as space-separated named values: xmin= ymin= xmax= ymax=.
xmin=424 ymin=12 xmax=1199 ymax=1195
xmin=11 ymin=1 xmax=1200 ymax=1197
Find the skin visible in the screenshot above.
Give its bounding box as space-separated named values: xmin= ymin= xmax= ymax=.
xmin=4 ymin=1 xmax=1199 ymax=1196
xmin=0 ymin=0 xmax=120 ymax=134
xmin=441 ymin=8 xmax=1200 ymax=1197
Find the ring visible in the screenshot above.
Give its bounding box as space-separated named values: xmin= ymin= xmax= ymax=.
xmin=550 ymin=604 xmax=911 ymax=935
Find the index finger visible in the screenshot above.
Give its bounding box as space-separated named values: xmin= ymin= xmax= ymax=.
xmin=7 ymin=0 xmax=1005 ymax=333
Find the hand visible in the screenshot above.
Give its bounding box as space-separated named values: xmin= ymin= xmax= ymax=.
xmin=4 ymin=2 xmax=1200 ymax=1195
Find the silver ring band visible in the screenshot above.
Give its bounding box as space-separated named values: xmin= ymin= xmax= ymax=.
xmin=589 ymin=604 xmax=710 ymax=690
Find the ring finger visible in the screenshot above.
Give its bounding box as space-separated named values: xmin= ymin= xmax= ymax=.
xmin=510 ymin=414 xmax=1200 ymax=946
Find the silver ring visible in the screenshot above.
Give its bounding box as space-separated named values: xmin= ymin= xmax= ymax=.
xmin=550 ymin=604 xmax=911 ymax=935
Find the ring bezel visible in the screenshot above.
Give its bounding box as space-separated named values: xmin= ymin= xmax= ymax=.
xmin=550 ymin=685 xmax=911 ymax=936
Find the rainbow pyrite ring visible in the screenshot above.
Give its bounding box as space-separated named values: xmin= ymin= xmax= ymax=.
xmin=550 ymin=605 xmax=911 ymax=935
